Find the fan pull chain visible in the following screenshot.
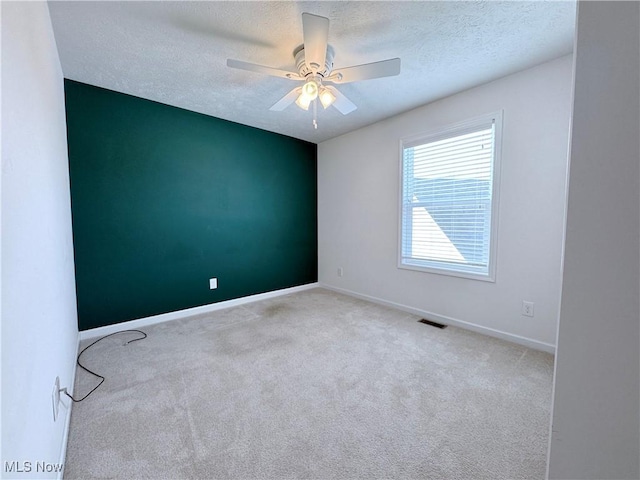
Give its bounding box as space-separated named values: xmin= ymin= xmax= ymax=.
xmin=313 ymin=98 xmax=318 ymax=129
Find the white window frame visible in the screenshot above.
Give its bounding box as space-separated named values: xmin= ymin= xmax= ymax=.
xmin=397 ymin=111 xmax=503 ymax=282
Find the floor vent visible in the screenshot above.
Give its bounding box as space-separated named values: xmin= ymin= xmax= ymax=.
xmin=418 ymin=318 xmax=447 ymax=329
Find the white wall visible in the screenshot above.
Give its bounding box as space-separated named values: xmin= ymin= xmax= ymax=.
xmin=1 ymin=2 xmax=78 ymax=477
xmin=548 ymin=2 xmax=640 ymax=478
xmin=318 ymin=55 xmax=573 ymax=351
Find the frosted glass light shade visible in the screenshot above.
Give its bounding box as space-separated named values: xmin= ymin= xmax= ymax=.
xmin=319 ymin=88 xmax=336 ymax=108
xmin=302 ymin=80 xmax=318 ymax=100
xmin=295 ymin=93 xmax=312 ymax=110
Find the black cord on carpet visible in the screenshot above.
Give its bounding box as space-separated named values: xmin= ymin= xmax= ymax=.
xmin=62 ymin=329 xmax=147 ymax=403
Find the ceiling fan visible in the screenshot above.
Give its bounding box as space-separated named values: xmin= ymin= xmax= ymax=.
xmin=227 ymin=13 xmax=401 ymax=128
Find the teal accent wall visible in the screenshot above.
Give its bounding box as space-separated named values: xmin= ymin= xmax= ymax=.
xmin=64 ymin=80 xmax=317 ymax=331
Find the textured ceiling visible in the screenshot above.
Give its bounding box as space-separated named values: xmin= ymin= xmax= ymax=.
xmin=48 ymin=1 xmax=576 ymax=143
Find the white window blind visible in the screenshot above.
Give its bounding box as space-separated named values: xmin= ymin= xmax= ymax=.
xmin=399 ymin=113 xmax=501 ymax=280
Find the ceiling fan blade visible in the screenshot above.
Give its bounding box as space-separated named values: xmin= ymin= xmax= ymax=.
xmin=329 ymin=58 xmax=401 ymax=84
xmin=302 ymin=13 xmax=329 ymax=73
xmin=325 ymin=86 xmax=357 ymax=115
xmin=270 ymin=87 xmax=301 ymax=111
xmin=227 ymin=59 xmax=303 ymax=81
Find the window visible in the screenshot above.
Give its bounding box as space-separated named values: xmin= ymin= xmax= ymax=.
xmin=399 ymin=112 xmax=502 ymax=281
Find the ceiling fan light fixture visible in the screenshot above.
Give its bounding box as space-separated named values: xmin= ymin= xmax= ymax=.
xmin=228 ymin=13 xmax=399 ymax=120
xmin=319 ymin=87 xmax=336 ymax=108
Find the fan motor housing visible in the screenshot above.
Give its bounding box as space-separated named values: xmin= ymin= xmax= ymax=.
xmin=294 ymin=44 xmax=335 ymax=78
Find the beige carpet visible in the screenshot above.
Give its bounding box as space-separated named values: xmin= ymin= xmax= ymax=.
xmin=64 ymin=288 xmax=554 ymax=479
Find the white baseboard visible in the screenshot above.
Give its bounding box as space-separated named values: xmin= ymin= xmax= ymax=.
xmin=57 ymin=331 xmax=80 ymax=480
xmin=78 ymin=279 xmax=554 ymax=352
xmin=320 ymin=283 xmax=556 ymax=354
xmin=79 ymin=283 xmax=320 ymax=341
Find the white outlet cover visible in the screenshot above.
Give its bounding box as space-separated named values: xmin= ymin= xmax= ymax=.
xmin=209 ymin=278 xmax=218 ymax=289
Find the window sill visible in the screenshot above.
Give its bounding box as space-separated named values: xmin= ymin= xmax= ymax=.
xmin=397 ymin=261 xmax=496 ymax=283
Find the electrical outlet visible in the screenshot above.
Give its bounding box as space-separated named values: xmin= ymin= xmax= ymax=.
xmin=209 ymin=278 xmax=217 ymax=290
xmin=337 ymin=267 xmax=343 ymax=277
xmin=52 ymin=376 xmax=61 ymax=421
xmin=522 ymin=301 xmax=534 ymax=317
